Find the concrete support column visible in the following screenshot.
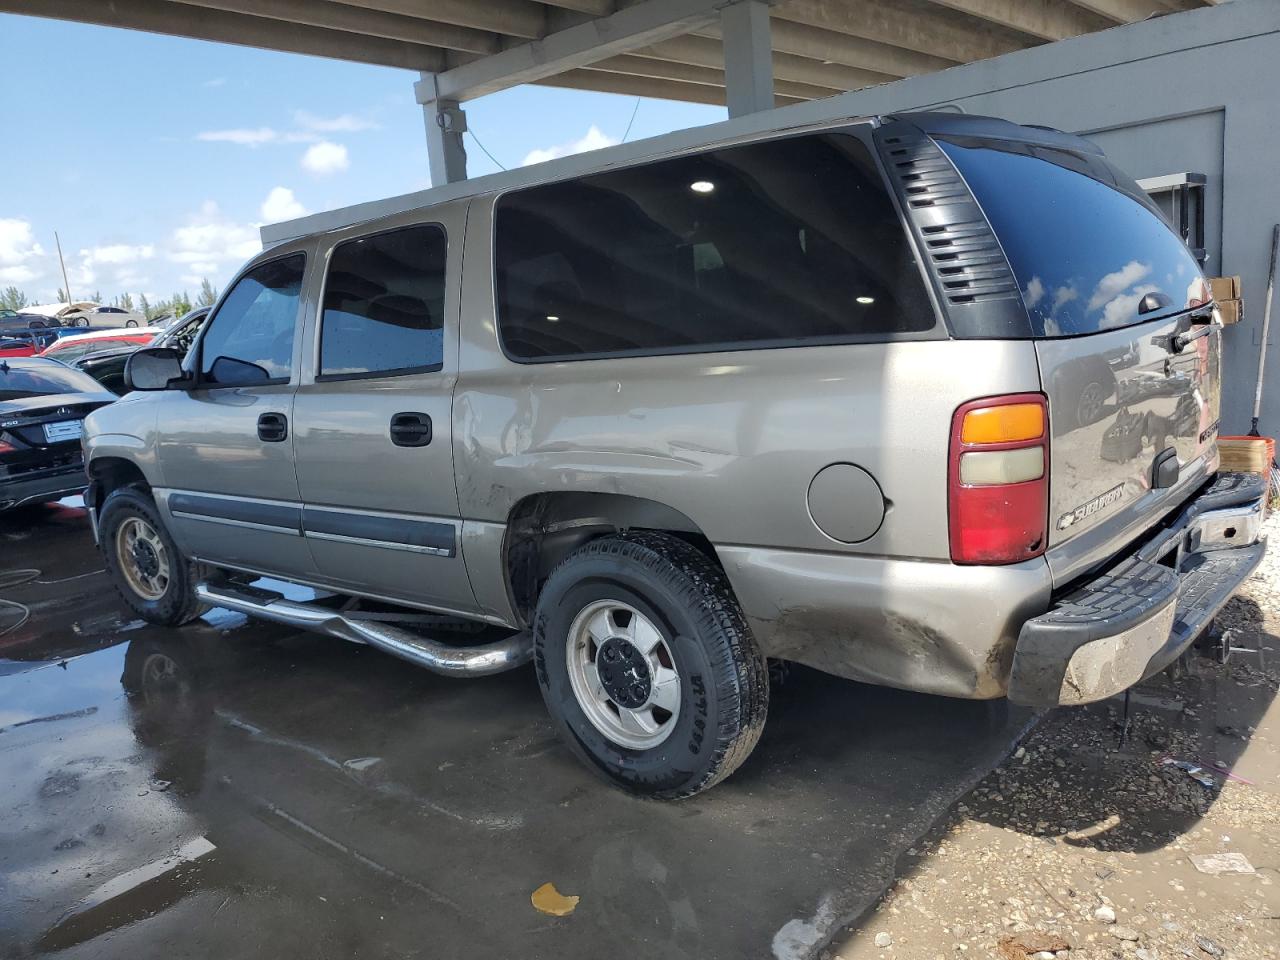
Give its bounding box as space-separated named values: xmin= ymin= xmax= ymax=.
xmin=417 ymin=73 xmax=468 ymax=185
xmin=721 ymin=0 xmax=773 ymax=117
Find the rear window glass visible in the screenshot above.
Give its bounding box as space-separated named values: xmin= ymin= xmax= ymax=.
xmin=0 ymin=362 xmax=104 ymax=401
xmin=495 ymin=132 xmax=934 ymax=361
xmin=939 ymin=138 xmax=1204 ymax=337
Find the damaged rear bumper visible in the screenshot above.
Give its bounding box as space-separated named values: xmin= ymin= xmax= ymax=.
xmin=1007 ymin=472 xmax=1267 ymax=707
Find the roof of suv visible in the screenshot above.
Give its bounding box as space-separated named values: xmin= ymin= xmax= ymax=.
xmin=261 ymin=111 xmax=1092 ymax=250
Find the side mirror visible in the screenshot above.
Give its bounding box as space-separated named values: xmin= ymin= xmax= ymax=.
xmin=124 ymin=347 xmax=188 ymax=391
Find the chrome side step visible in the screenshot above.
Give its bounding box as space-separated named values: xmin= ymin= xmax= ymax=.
xmin=194 ymin=582 xmax=532 ymax=677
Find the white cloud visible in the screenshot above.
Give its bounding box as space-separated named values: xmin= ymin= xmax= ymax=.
xmin=261 ymin=186 xmax=307 ymax=222
xmin=522 ymin=125 xmax=619 ymax=166
xmin=80 ymin=243 xmax=154 ymax=266
xmin=0 ymin=265 xmax=39 ymax=284
xmin=295 ymin=111 xmax=378 ymax=133
xmin=301 ymin=141 xmax=349 ymax=176
xmin=202 ymin=77 xmax=227 ymax=88
xmin=0 ymin=218 xmax=44 ymax=267
xmin=1087 ymin=260 xmax=1150 ymax=312
xmin=167 ymin=201 xmax=260 ymax=270
xmin=197 ymin=127 xmax=281 ymax=147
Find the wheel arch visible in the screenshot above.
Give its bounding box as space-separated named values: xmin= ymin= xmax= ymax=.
xmin=502 ymin=492 xmax=721 ymax=625
xmin=87 ymin=456 xmax=151 ymax=515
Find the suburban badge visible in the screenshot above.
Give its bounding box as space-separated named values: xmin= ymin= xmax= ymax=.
xmin=1057 ymin=484 xmax=1125 ymax=530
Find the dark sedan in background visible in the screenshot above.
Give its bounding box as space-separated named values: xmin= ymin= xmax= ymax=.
xmin=0 ymin=357 xmax=116 ymax=510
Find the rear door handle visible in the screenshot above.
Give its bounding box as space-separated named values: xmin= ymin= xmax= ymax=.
xmin=390 ymin=412 xmax=432 ymax=447
xmin=257 ymin=412 xmax=288 ymax=443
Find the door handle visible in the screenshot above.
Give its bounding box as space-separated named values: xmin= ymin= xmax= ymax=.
xmin=390 ymin=412 xmax=432 ymax=447
xmin=257 ymin=412 xmax=288 ymax=443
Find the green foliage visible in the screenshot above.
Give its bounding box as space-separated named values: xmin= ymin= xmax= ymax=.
xmin=56 ymin=287 xmax=69 ymax=303
xmin=119 ymin=292 xmax=135 ymax=312
xmin=197 ymin=278 xmax=218 ymax=308
xmin=0 ymin=286 xmax=28 ymax=311
xmin=139 ymin=293 xmax=153 ymax=319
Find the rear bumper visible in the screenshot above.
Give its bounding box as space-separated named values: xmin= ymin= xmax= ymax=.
xmin=1007 ymin=472 xmax=1267 ymax=707
xmin=0 ymin=458 xmax=87 ymax=511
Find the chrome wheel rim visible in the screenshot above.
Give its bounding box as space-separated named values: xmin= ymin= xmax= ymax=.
xmin=116 ymin=516 xmax=170 ymax=602
xmin=565 ymin=599 xmax=681 ymax=750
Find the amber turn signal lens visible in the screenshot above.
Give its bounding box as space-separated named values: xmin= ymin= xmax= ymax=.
xmin=960 ymin=403 xmax=1044 ymax=445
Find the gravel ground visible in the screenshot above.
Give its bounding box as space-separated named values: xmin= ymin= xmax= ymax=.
xmin=830 ymin=514 xmax=1280 ymax=960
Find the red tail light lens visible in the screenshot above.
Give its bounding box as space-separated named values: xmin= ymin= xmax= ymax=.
xmin=949 ymin=393 xmax=1048 ymax=565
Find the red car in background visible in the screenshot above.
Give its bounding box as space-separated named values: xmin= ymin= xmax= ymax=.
xmin=0 ymin=338 xmax=38 ymax=358
xmin=37 ymin=329 xmax=158 ymax=364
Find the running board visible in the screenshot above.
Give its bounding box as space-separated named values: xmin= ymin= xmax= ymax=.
xmin=194 ymin=582 xmax=532 ymax=677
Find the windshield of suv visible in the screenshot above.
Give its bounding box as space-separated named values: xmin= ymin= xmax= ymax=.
xmin=0 ymin=362 xmax=105 ymax=401
xmin=938 ymin=137 xmax=1204 ymax=337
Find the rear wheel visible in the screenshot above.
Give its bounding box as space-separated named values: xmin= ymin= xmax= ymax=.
xmin=100 ymin=486 xmax=210 ymax=626
xmin=534 ymin=532 xmax=769 ymax=799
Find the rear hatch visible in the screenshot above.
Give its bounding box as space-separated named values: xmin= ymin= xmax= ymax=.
xmin=935 ymin=132 xmax=1219 ymax=581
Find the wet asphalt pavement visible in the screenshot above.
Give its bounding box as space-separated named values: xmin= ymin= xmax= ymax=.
xmin=0 ymin=500 xmax=1032 ymax=959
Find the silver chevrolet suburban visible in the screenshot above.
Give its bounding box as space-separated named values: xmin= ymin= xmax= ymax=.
xmin=82 ymin=113 xmax=1267 ymax=798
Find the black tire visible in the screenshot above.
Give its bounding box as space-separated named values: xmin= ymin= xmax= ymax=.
xmin=533 ymin=531 xmax=768 ymax=799
xmin=125 ymin=319 xmax=138 ymax=328
xmin=99 ymin=486 xmax=210 ymax=626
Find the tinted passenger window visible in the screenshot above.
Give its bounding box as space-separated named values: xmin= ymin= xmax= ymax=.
xmin=199 ymin=255 xmax=305 ymax=385
xmin=495 ymin=133 xmax=933 ymax=361
xmin=319 ymin=225 xmax=446 ymax=378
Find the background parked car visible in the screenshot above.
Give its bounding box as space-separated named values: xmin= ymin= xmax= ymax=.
xmin=0 ymin=337 xmax=38 ymax=358
xmin=60 ymin=304 xmax=148 ymax=328
xmin=21 ymin=301 xmax=97 ymax=327
xmin=37 ymin=328 xmax=159 ymax=364
xmin=0 ymin=313 xmax=59 ymax=334
xmin=66 ymin=309 xmax=210 ymax=395
xmin=0 ymin=356 xmax=116 ymax=510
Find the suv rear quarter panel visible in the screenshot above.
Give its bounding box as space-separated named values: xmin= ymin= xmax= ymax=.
xmin=456 ymin=195 xmax=1049 ymax=693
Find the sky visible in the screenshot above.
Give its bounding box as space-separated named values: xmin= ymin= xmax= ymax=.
xmin=0 ymin=13 xmax=725 ymax=307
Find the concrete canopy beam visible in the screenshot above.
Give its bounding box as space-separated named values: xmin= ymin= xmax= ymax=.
xmin=752 ymin=19 xmax=957 ymax=75
xmin=326 ymin=0 xmax=546 ymax=40
xmin=590 ymin=51 xmax=841 ymax=98
xmin=1066 ymin=0 xmax=1191 ymax=22
xmin=773 ymin=0 xmax=1032 ymax=62
xmin=415 ymin=0 xmax=735 ymax=103
xmin=923 ymin=0 xmax=1112 ymax=41
xmin=536 ymin=67 xmax=809 ymax=107
xmin=0 ymin=0 xmax=447 ymax=69
xmin=640 ymin=33 xmax=895 ymax=88
xmin=168 ymin=0 xmax=502 ymax=54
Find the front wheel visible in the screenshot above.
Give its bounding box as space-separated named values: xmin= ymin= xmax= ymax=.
xmin=534 ymin=532 xmax=769 ymax=799
xmin=99 ymin=486 xmax=210 ymax=626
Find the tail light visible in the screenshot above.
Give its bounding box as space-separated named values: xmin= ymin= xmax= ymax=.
xmin=949 ymin=393 xmax=1048 ymax=565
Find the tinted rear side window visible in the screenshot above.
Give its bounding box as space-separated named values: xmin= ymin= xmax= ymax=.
xmin=495 ymin=133 xmax=933 ymax=361
xmin=320 ymin=225 xmax=447 ymax=379
xmin=939 ymin=139 xmax=1204 ymax=337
